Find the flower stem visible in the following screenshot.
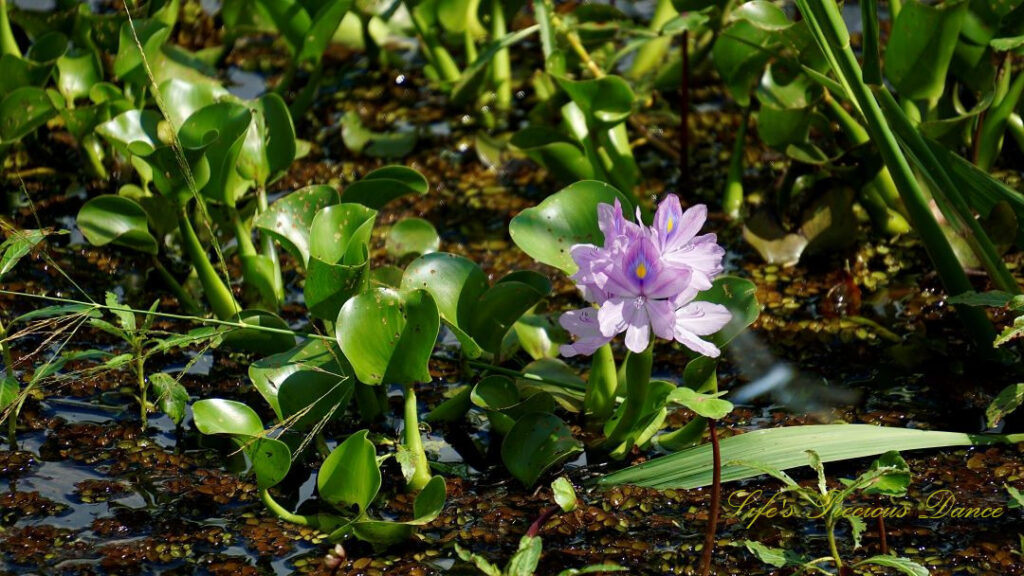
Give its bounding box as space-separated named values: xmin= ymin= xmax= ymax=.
xmin=699 ymin=418 xmax=722 ymax=576
xmin=723 ymin=107 xmax=749 ymax=220
xmin=603 ymin=344 xmax=653 ymax=450
xmin=403 ymin=382 xmax=431 ymax=491
xmin=585 ymin=343 xmax=617 ymax=428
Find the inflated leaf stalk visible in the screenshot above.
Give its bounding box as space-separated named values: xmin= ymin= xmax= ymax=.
xmin=630 ymin=0 xmax=678 ymax=79
xmin=490 ymin=0 xmax=511 ymax=110
xmin=723 ymin=107 xmax=748 ymax=220
xmin=793 ymin=0 xmax=996 ymax=346
xmin=584 ymin=343 xmax=617 ymax=427
xmin=0 ymin=0 xmax=21 ymax=58
xmin=410 ymin=1 xmax=461 ymax=83
xmin=976 ymin=55 xmax=1024 ymax=171
xmin=178 ymin=206 xmax=241 ymax=321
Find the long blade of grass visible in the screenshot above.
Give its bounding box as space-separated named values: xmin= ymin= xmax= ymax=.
xmin=598 ymin=424 xmax=1024 ymax=489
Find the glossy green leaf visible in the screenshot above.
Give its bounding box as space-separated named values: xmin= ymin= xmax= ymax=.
xmin=468 ymin=272 xmax=551 ymax=354
xmin=0 ymin=86 xmax=56 ymax=143
xmin=699 ymin=276 xmax=760 ymax=348
xmin=501 ymin=412 xmax=582 ymax=487
xmin=318 ymin=429 xmax=380 ymax=513
xmin=341 ymin=165 xmax=429 ymax=209
xmin=56 ymin=48 xmax=101 ymax=103
xmin=386 ymin=218 xmax=439 ymax=260
xmin=551 ymin=477 xmax=577 ymax=512
xmin=554 ymin=75 xmax=635 ymax=128
xmin=884 ymin=0 xmax=967 ymax=103
xmin=253 ymin=184 xmax=340 ymax=267
xmin=0 ymin=375 xmax=18 ymax=413
xmin=77 ymin=195 xmax=159 ymax=255
xmin=193 ymin=398 xmax=264 ymax=437
xmin=248 ymin=437 xmax=293 ymax=490
xmin=507 ymin=535 xmax=543 ymax=576
xmin=158 ymin=78 xmax=229 ymax=129
xmin=509 ymin=180 xmax=632 ymax=274
xmin=149 ymin=372 xmax=189 ymax=426
xmin=729 ymin=0 xmax=792 ymax=31
xmin=351 ymin=475 xmax=446 ymax=544
xmin=424 ymin=385 xmax=472 ymax=423
xmin=335 ymin=288 xmax=439 ymax=385
xmin=510 ymin=127 xmax=594 ymax=184
xmin=599 ymin=424 xmax=1023 ymax=488
xmin=305 ymin=203 xmax=376 ymax=319
xmin=401 ymin=252 xmax=488 ymax=358
xmin=114 ymin=18 xmax=171 ymax=85
xmin=298 ymin=0 xmax=353 ymax=66
xmin=249 ymin=338 xmax=349 ymax=420
xmin=178 ymin=101 xmax=253 ymax=206
xmin=712 ymin=20 xmax=777 ymax=106
xmin=238 ymin=93 xmax=296 ymax=186
xmin=96 ymin=109 xmax=164 ymax=156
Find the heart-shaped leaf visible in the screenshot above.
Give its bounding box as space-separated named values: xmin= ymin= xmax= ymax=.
xmin=158 ymin=78 xmax=229 ymax=129
xmin=501 ymin=412 xmax=582 ymax=487
xmin=386 ymin=218 xmax=440 ymax=260
xmin=114 ymin=18 xmax=171 ymax=86
xmin=509 ymin=180 xmax=633 ymax=274
xmin=341 ymin=165 xmax=429 ymax=209
xmin=56 ymin=48 xmax=101 ymax=103
xmin=402 ymin=252 xmax=489 ymax=357
xmin=0 ymin=86 xmax=57 ymax=143
xmin=884 ymin=0 xmax=967 ymax=103
xmin=249 ymin=338 xmax=350 ymax=421
xmin=253 ymin=184 xmax=340 ymax=267
xmin=554 ymin=75 xmax=636 ymax=128
xmin=178 ymin=101 xmax=253 ymax=206
xmin=238 ymin=93 xmax=296 ymax=187
xmin=351 ymin=475 xmax=446 ymax=544
xmin=510 ymin=127 xmax=594 ymax=185
xmin=193 ymin=398 xmax=265 ymax=437
xmin=335 ymin=288 xmax=439 ymax=385
xmin=318 ymin=429 xmax=380 ymax=514
xmin=77 ymin=195 xmax=159 ymax=255
xmin=96 ymin=109 xmax=164 ymax=156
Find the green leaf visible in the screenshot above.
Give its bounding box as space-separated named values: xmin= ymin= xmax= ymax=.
xmin=0 ymin=228 xmax=46 ymax=279
xmin=509 ymin=180 xmax=632 ymax=274
xmin=193 ymin=398 xmax=265 ymax=437
xmin=455 ymin=544 xmax=503 ymax=576
xmin=712 ymin=19 xmax=776 ymax=107
xmin=986 ymin=383 xmax=1024 ymax=428
xmin=247 ymin=437 xmax=293 ymax=490
xmin=158 ymin=78 xmax=228 ymax=129
xmin=114 ymin=18 xmax=172 ymax=85
xmin=599 ymin=424 xmax=1018 ymax=489
xmin=335 ymin=288 xmax=439 ymax=385
xmin=149 ymin=372 xmax=189 ymax=425
xmin=249 ymin=338 xmax=351 ymax=425
xmin=304 ymin=203 xmax=376 ymax=319
xmin=948 ymin=290 xmax=1015 ymax=308
xmin=0 ymin=375 xmax=19 ymax=412
xmin=424 ymin=385 xmax=472 ymax=423
xmin=253 ymin=184 xmax=340 ymax=268
xmin=178 ymin=101 xmax=253 ymax=206
xmin=507 ymin=535 xmax=543 ymax=576
xmin=510 ymin=127 xmax=595 ymax=184
xmin=854 ymin=555 xmax=930 ymax=576
xmin=298 ymin=0 xmax=353 ymax=66
xmin=668 ymin=387 xmax=733 ymax=420
xmin=551 ymin=476 xmax=577 ymax=512
xmin=238 ymin=93 xmax=296 ymax=186
xmin=742 ymin=540 xmax=789 ymax=568
xmin=554 ymin=75 xmax=636 ymax=128
xmin=341 ymin=165 xmax=429 ymax=209
xmin=12 ymin=304 xmax=97 ymax=324
xmin=318 ymin=429 xmax=380 ymax=514
xmin=77 ymin=195 xmax=159 ymax=255
xmin=56 ymin=48 xmax=102 ymax=103
xmin=401 ymin=252 xmax=488 ymax=358
xmin=863 ymin=451 xmax=911 ymax=496
xmin=884 ymin=0 xmax=968 ymax=103
xmin=0 ymin=86 xmax=57 ymax=143
xmin=96 ymin=109 xmax=164 ymax=156
xmin=729 ymin=1 xmax=792 ymax=31
xmin=104 ymin=291 xmax=136 ymax=333
xmin=699 ymin=276 xmax=760 ymax=348
xmin=386 ymin=218 xmax=439 ymax=260
xmin=1005 ymin=484 xmax=1024 ymax=508
xmin=502 ymin=412 xmax=582 ymax=487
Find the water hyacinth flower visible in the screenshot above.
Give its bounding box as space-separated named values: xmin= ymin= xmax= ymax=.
xmin=560 ymin=195 xmax=731 ymax=357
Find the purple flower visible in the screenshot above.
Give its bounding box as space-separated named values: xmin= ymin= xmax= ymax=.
xmin=559 ymin=194 xmax=731 ymax=358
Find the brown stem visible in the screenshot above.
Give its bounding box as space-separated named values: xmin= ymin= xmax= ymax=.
xmin=700 ymin=418 xmax=721 ymax=576
xmin=680 ymin=29 xmax=690 ymax=186
xmin=527 ymin=506 xmax=558 ymax=538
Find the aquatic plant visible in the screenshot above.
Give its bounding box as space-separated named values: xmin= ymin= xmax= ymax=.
xmin=738 ymin=450 xmax=928 ymax=575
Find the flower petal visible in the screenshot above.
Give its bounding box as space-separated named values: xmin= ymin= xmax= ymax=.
xmin=597 ymin=297 xmax=630 ymax=338
xmin=675 ymin=301 xmax=732 ymax=336
xmin=559 ymin=307 xmax=614 ymax=357
xmin=647 ymin=298 xmax=676 ymax=341
xmin=674 ymin=327 xmax=721 ymax=358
